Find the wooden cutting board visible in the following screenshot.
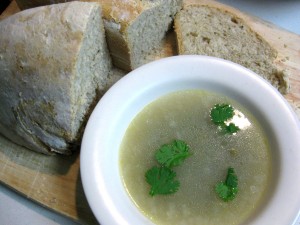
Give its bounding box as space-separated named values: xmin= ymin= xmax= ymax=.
xmin=0 ymin=1 xmax=299 ymax=225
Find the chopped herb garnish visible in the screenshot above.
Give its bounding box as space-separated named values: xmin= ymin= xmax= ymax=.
xmin=225 ymin=123 xmax=240 ymax=133
xmin=145 ymin=140 xmax=191 ymax=196
xmin=215 ymin=167 xmax=238 ymax=202
xmin=211 ymin=104 xmax=234 ymax=124
xmin=155 ymin=140 xmax=191 ymax=168
xmin=210 ymin=104 xmax=240 ymax=134
xmin=145 ymin=166 xmax=180 ymax=196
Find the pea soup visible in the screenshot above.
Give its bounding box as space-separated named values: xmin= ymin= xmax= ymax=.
xmin=119 ymin=90 xmax=272 ymax=225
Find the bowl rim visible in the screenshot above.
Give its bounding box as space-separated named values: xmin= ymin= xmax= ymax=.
xmin=80 ymin=55 xmax=300 ymax=225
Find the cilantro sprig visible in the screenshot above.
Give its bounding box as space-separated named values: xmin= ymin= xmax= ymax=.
xmin=210 ymin=104 xmax=240 ymax=134
xmin=145 ymin=140 xmax=191 ymax=196
xmin=145 ymin=166 xmax=180 ymax=196
xmin=155 ymin=140 xmax=191 ymax=168
xmin=215 ymin=167 xmax=238 ymax=202
xmin=211 ymin=104 xmax=234 ymax=123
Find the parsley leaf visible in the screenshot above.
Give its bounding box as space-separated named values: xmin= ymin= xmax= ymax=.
xmin=145 ymin=166 xmax=180 ymax=196
xmin=155 ymin=140 xmax=191 ymax=168
xmin=211 ymin=104 xmax=234 ymax=124
xmin=215 ymin=167 xmax=238 ymax=202
xmin=210 ymin=104 xmax=240 ymax=134
xmin=145 ymin=140 xmax=191 ymax=196
xmin=225 ymin=123 xmax=240 ymax=133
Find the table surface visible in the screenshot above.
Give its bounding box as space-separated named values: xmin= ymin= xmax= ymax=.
xmin=1 ymin=1 xmax=300 ymax=224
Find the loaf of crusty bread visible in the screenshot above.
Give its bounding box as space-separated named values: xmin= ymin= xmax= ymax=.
xmin=174 ymin=0 xmax=289 ymax=94
xmin=0 ymin=1 xmax=111 ymax=154
xmin=14 ymin=0 xmax=182 ymax=71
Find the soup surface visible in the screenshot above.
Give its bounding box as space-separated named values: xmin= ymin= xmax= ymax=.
xmin=119 ymin=90 xmax=272 ymax=225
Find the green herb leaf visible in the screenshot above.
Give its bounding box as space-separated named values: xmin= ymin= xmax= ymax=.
xmin=211 ymin=104 xmax=234 ymax=124
xmin=211 ymin=104 xmax=240 ymax=134
xmin=215 ymin=182 xmax=231 ymax=200
xmin=155 ymin=140 xmax=191 ymax=168
xmin=225 ymin=167 xmax=238 ymax=187
xmin=225 ymin=123 xmax=240 ymax=134
xmin=145 ymin=166 xmax=180 ymax=196
xmin=215 ymin=167 xmax=238 ymax=201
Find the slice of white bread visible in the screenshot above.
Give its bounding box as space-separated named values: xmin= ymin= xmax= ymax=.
xmin=14 ymin=0 xmax=183 ymax=71
xmin=99 ymin=0 xmax=182 ymax=71
xmin=174 ymin=0 xmax=289 ymax=94
xmin=0 ymin=1 xmax=111 ymax=154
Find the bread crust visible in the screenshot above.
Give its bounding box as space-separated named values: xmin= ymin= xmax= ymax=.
xmin=0 ymin=2 xmax=109 ymax=154
xmin=14 ymin=0 xmax=182 ymax=71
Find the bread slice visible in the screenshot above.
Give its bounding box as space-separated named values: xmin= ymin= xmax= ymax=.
xmin=99 ymin=0 xmax=183 ymax=71
xmin=174 ymin=0 xmax=289 ymax=94
xmin=0 ymin=2 xmax=111 ymax=154
xmin=14 ymin=0 xmax=182 ymax=71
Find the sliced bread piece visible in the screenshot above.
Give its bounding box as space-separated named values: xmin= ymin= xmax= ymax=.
xmin=174 ymin=0 xmax=289 ymax=94
xmin=0 ymin=1 xmax=111 ymax=154
xmin=100 ymin=0 xmax=182 ymax=71
xmin=14 ymin=0 xmax=182 ymax=71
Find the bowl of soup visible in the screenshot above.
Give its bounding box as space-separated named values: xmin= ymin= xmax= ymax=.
xmin=80 ymin=55 xmax=300 ymax=225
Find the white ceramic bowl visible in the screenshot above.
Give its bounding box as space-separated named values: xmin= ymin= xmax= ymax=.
xmin=80 ymin=55 xmax=300 ymax=225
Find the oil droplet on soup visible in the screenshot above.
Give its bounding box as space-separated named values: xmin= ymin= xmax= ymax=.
xmin=119 ymin=90 xmax=272 ymax=225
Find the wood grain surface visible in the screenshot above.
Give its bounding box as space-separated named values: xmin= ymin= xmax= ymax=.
xmin=0 ymin=1 xmax=299 ymax=225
